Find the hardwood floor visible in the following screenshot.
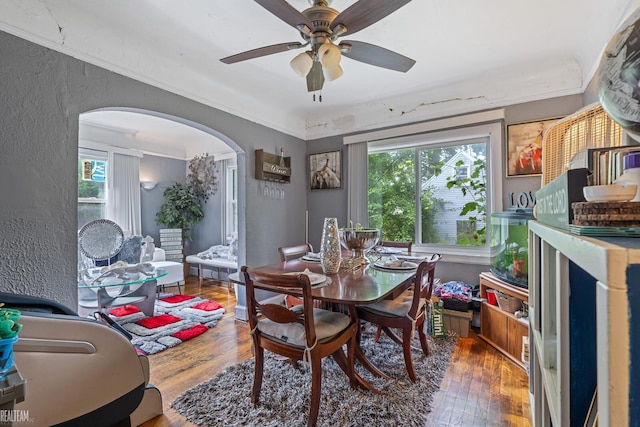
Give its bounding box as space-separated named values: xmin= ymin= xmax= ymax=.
xmin=140 ymin=277 xmax=531 ymax=427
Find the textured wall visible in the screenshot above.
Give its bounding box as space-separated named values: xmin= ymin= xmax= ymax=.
xmin=0 ymin=30 xmax=307 ymax=309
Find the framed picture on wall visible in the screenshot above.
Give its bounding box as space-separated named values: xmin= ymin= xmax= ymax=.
xmin=506 ymin=118 xmax=559 ymax=177
xmin=309 ymin=150 xmax=342 ymax=190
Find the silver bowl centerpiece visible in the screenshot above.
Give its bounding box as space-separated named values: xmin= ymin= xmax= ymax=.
xmin=339 ymin=228 xmax=380 ymax=264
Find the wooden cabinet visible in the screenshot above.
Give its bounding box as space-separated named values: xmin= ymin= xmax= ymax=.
xmin=478 ymin=271 xmax=529 ymax=370
xmin=528 ymin=221 xmax=640 ymax=427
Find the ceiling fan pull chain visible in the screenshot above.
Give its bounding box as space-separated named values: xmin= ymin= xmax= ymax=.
xmin=319 ymin=93 xmax=322 ymax=102
xmin=313 ymin=93 xmax=316 ymax=102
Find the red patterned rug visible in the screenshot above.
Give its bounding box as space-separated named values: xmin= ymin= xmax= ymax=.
xmin=109 ymin=295 xmax=225 ymax=355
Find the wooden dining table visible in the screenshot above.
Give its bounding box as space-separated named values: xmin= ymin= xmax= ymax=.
xmin=231 ymin=251 xmax=434 ymax=392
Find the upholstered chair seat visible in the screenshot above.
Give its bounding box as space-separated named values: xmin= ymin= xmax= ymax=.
xmin=359 ymin=291 xmax=426 ymax=318
xmin=257 ymin=308 xmax=352 ymax=346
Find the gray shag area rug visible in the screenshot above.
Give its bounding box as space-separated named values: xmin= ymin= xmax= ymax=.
xmin=171 ymin=326 xmax=458 ymax=426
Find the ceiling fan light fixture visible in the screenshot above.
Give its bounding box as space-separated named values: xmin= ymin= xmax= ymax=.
xmin=318 ymin=43 xmax=341 ymax=68
xmin=290 ymin=51 xmax=314 ymax=77
xmin=323 ymin=63 xmax=343 ymax=81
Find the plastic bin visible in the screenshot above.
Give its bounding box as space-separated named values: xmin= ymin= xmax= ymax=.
xmin=443 ymin=309 xmax=473 ymax=338
xmin=442 ymin=298 xmax=471 ymax=311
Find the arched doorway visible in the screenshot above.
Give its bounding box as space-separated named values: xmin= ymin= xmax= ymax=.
xmin=77 ymin=107 xmax=246 ymax=276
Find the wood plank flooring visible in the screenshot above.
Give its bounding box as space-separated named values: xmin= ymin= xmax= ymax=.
xmin=140 ymin=277 xmax=531 ymax=427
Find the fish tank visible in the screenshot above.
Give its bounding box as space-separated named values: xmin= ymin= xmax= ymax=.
xmin=489 ymin=208 xmax=535 ymax=288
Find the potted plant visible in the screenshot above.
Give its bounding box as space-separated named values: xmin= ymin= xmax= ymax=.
xmin=155 ymin=154 xmax=217 ymax=265
xmin=156 ymin=181 xmax=204 ymax=242
xmin=0 ymin=305 xmax=22 ymax=379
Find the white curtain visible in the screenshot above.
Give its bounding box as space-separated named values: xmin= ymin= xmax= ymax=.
xmin=347 ymin=141 xmax=369 ymax=227
xmin=107 ymin=153 xmax=141 ymax=235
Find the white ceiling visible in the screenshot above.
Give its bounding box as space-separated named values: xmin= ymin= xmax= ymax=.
xmin=79 ymin=110 xmax=236 ymax=160
xmin=1 ymin=0 xmax=638 ymax=146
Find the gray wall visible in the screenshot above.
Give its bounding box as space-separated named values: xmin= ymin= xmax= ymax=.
xmin=139 ymin=155 xmax=187 ymax=243
xmin=0 ymin=30 xmax=308 ymax=309
xmin=140 ymin=155 xmax=227 ymax=256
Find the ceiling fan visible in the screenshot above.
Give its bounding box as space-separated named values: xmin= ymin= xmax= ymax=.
xmin=220 ymin=0 xmax=416 ymax=94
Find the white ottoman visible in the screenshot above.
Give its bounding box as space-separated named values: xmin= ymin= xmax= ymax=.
xmin=151 ymin=260 xmax=184 ymax=294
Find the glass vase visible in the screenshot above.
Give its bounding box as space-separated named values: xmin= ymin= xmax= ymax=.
xmin=319 ymin=217 xmax=341 ymax=275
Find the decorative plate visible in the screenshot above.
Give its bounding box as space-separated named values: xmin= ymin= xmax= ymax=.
xmin=300 ymin=255 xmax=321 ymax=263
xmin=284 ymin=270 xmax=327 ymax=285
xmin=568 ymin=225 xmax=640 ymax=237
xmin=396 ymin=255 xmax=428 ymax=262
xmin=373 ymin=261 xmax=418 ymax=271
xmin=78 ymin=219 xmax=125 ymax=260
xmin=375 ymin=247 xmax=404 ymax=254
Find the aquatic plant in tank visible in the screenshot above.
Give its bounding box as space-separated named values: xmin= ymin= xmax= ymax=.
xmin=489 ymin=209 xmax=534 ymax=288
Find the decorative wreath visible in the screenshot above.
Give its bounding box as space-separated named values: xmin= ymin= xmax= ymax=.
xmin=188 ymin=153 xmax=218 ymax=201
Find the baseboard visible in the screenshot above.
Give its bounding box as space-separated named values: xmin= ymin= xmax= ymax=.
xmin=234 ymin=304 xmax=248 ymax=321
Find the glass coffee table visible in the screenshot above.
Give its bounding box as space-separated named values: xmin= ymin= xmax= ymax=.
xmin=78 ymin=268 xmax=168 ymax=317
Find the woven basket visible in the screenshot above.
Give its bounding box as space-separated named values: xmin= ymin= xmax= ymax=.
xmin=495 ymin=290 xmax=522 ymax=314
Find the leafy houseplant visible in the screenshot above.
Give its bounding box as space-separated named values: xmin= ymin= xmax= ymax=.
xmin=0 ymin=305 xmax=22 ymax=378
xmin=0 ymin=306 xmax=21 ymax=340
xmin=155 ymin=153 xmax=217 ymax=243
xmin=155 ymin=182 xmax=204 ymax=241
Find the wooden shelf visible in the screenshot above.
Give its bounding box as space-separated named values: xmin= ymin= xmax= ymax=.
xmin=255 ymin=149 xmax=291 ymax=183
xmin=478 ymin=271 xmax=529 ymax=371
xmin=528 ymin=220 xmax=640 ymax=427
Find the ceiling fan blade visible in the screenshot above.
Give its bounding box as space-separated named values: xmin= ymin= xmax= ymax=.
xmin=306 ymin=61 xmax=325 ymax=92
xmin=255 ymin=0 xmax=313 ymax=32
xmin=220 ymin=42 xmax=304 ymax=64
xmin=341 ymin=40 xmax=415 ymax=72
xmin=330 ymin=0 xmax=411 ymax=37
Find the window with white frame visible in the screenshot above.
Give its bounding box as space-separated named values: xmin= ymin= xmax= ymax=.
xmin=349 ymin=116 xmax=503 ymax=260
xmin=369 ymin=139 xmax=487 ymax=247
xmin=78 ymin=148 xmax=108 ymax=228
xmin=454 ymin=164 xmax=469 ymax=180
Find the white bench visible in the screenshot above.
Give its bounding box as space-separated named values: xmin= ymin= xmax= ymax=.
xmin=185 ymin=255 xmax=237 ymax=289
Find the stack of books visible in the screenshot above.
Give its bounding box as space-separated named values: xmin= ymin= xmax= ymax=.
xmin=159 ymin=228 xmax=183 ymax=263
xmin=588 ymin=147 xmax=640 ymax=186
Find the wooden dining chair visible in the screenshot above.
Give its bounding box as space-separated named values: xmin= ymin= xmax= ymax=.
xmin=377 ymin=240 xmax=412 ymax=252
xmin=356 ymin=254 xmax=442 ymax=382
xmin=277 ymin=244 xmax=322 ymax=309
xmin=242 ymin=266 xmax=358 ymax=427
xmin=372 ymin=240 xmax=412 ymax=342
xmin=278 ymin=243 xmax=314 ymax=261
